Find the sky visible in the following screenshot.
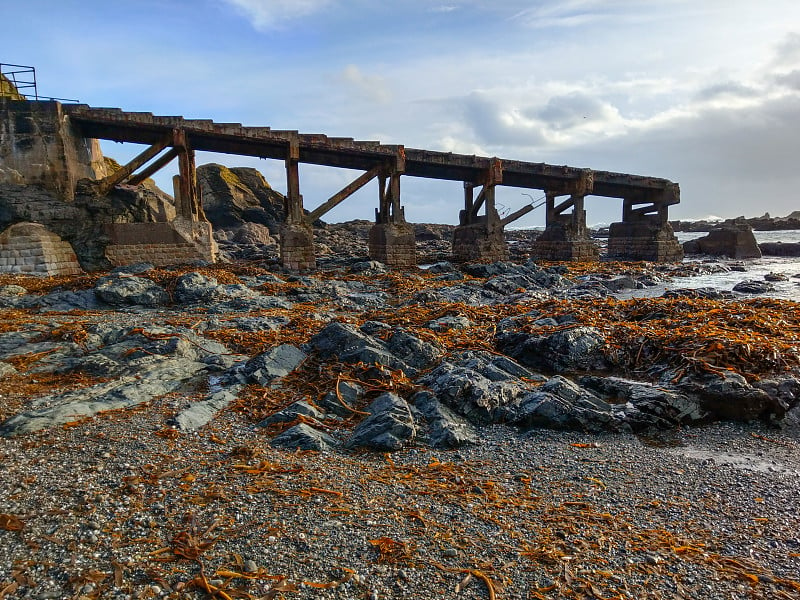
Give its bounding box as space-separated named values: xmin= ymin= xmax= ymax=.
xmin=2 ymin=0 xmax=800 ymax=227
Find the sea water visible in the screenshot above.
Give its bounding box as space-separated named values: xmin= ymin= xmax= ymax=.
xmin=652 ymin=231 xmax=800 ymax=301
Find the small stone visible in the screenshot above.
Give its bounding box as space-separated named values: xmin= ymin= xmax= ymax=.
xmin=244 ymin=559 xmax=258 ymax=573
xmin=443 ymin=548 xmax=458 ymax=558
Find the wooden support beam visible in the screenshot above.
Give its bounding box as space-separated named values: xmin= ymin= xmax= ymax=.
xmin=553 ymin=196 xmax=577 ymax=215
xmin=306 ymin=165 xmax=382 ymax=224
xmin=285 ymin=135 xmax=302 ymax=223
xmin=127 ymin=147 xmax=179 ymax=186
xmin=176 ymin=145 xmax=199 ymax=220
xmin=94 ymin=132 xmax=172 ymax=195
xmin=500 ymin=203 xmax=535 ymax=227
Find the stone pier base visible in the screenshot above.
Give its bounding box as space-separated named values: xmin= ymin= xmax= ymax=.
xmin=280 ymin=221 xmax=316 ymax=270
xmin=452 ymin=222 xmax=509 ymax=263
xmin=530 ymin=224 xmax=599 ymax=262
xmin=0 ymin=222 xmax=83 ymax=276
xmin=368 ymin=222 xmax=416 ymax=267
xmin=607 ymin=221 xmax=684 ymax=262
xmin=104 ymin=220 xmax=217 ymax=267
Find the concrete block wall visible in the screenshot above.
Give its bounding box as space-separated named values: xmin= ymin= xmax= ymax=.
xmin=452 ymin=223 xmax=510 ymax=263
xmin=0 ymin=223 xmax=83 ymax=276
xmin=368 ymin=222 xmax=417 ymax=267
xmin=105 ymin=243 xmax=201 ymax=267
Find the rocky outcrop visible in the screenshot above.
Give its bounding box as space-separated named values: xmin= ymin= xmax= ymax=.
xmin=760 ymin=242 xmax=800 ymax=257
xmin=197 ymin=164 xmax=286 ymax=233
xmin=682 ymin=221 xmax=761 ymax=258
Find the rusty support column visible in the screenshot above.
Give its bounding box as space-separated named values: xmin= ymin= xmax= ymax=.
xmin=369 ymin=149 xmax=416 ymax=267
xmin=531 ymin=170 xmax=598 ymax=262
xmin=452 ymin=158 xmax=508 ymax=262
xmin=173 ymin=129 xmax=200 ymax=221
xmin=280 ymin=135 xmax=315 ymax=270
xmin=608 ymin=186 xmax=683 ymax=262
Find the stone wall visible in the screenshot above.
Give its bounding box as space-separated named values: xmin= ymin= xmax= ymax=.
xmin=368 ymin=222 xmax=417 ymax=267
xmin=606 ymin=220 xmax=684 ymax=262
xmin=0 ymin=99 xmax=108 ymax=201
xmin=452 ymin=222 xmax=509 ymax=263
xmin=280 ymin=222 xmax=316 ymax=270
xmin=0 ymin=222 xmax=83 ymax=276
xmin=105 ymin=242 xmax=202 ymax=267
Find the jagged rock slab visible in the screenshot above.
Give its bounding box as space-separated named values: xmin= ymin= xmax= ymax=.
xmin=271 ymin=423 xmax=338 ymax=452
xmin=0 ymin=358 xmax=207 ymax=436
xmin=346 ymin=393 xmax=416 ymax=451
xmin=412 ymin=391 xmax=479 ymax=448
xmin=173 ymin=383 xmax=245 ymax=431
xmin=243 ymin=344 xmax=307 ymax=386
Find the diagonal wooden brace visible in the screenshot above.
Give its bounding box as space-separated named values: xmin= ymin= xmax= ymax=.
xmin=127 ymin=147 xmax=179 ymax=186
xmin=305 ymin=164 xmax=382 ymax=225
xmin=94 ymin=132 xmax=173 ymax=196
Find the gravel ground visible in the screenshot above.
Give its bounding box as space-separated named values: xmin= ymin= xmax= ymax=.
xmin=2 ymin=395 xmax=799 ymax=600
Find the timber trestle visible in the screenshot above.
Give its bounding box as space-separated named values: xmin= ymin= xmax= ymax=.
xmin=57 ymin=102 xmax=683 ymax=267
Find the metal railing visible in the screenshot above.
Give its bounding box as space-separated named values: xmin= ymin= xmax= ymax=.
xmin=1 ymin=62 xmax=79 ymax=102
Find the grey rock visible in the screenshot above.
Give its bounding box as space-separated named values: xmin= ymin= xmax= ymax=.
xmin=511 ymin=376 xmax=624 ymax=433
xmin=173 ymin=383 xmax=244 ymax=431
xmin=412 ymin=391 xmax=479 ymax=448
xmin=386 ymin=329 xmax=444 ymax=373
xmin=94 ymin=275 xmax=169 ymax=307
xmin=678 ymin=371 xmax=789 ymax=421
xmin=417 ymin=351 xmax=541 ymax=424
xmin=309 ymin=322 xmax=411 ymax=373
xmin=37 ymin=289 xmax=101 ymax=312
xmin=346 ymin=393 xmax=416 ymax=451
xmin=426 ymin=315 xmax=472 ymax=331
xmin=732 ymin=280 xmax=774 ymax=294
xmin=580 ymin=376 xmax=708 ymax=430
xmin=0 ymin=358 xmax=207 ymax=436
xmin=350 ymin=260 xmax=387 ymax=275
xmin=258 ymin=400 xmax=324 ymax=426
xmin=425 ymin=261 xmax=456 ymax=273
xmin=497 ymin=326 xmax=607 ymax=373
xmin=601 ymin=276 xmax=637 ymax=292
xmin=271 ymin=423 xmax=338 ymax=452
xmin=243 ymin=344 xmax=307 ymax=386
xmin=0 ymin=361 xmax=17 ymax=378
xmin=318 ymin=381 xmax=364 ymax=417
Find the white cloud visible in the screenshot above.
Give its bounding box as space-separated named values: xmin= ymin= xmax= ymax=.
xmin=338 ymin=64 xmax=391 ymax=104
xmin=222 ymin=0 xmax=331 ymax=30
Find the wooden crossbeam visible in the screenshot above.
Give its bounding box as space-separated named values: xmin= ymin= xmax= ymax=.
xmin=553 ymin=196 xmax=577 ymax=215
xmin=500 ymin=203 xmax=535 ymax=227
xmin=94 ymin=131 xmax=173 ymax=195
xmin=127 ymin=147 xmax=179 ymax=186
xmin=305 ymin=164 xmax=382 ymax=224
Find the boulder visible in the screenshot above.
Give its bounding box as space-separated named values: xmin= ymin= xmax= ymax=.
xmin=231 ymin=222 xmax=275 ymax=245
xmin=308 ymin=322 xmax=441 ymax=376
xmin=417 ymin=351 xmax=542 ymax=424
xmin=682 ymin=222 xmax=761 ymax=258
xmin=318 ymin=380 xmax=364 ymax=417
xmin=94 ymin=275 xmax=169 ymax=307
xmin=412 ymin=391 xmax=479 ymax=448
xmin=346 ymin=393 xmax=416 ymax=451
xmin=510 ymin=376 xmax=624 ymax=433
xmin=497 ymin=326 xmax=608 ymax=373
xmin=257 ymin=400 xmax=324 ymax=427
xmin=580 ymin=376 xmax=709 ymax=430
xmin=760 ymin=242 xmax=800 ymax=257
xmin=732 ymin=280 xmax=774 ymax=294
xmin=271 ymin=423 xmax=338 ymax=452
xmin=197 ymin=163 xmax=286 ymax=232
xmin=678 ymin=372 xmax=789 ymax=421
xmin=172 ymin=384 xmax=244 ymax=431
xmin=243 ymin=344 xmax=307 ymax=386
